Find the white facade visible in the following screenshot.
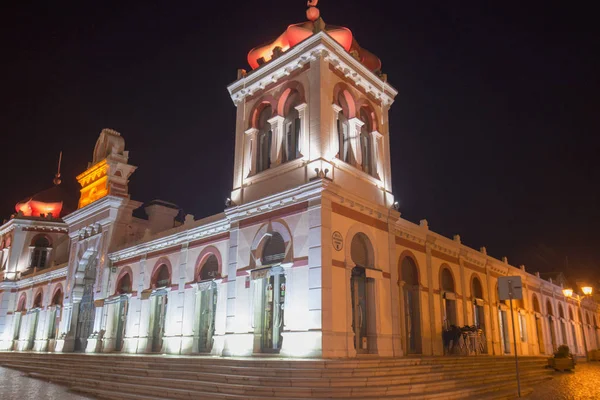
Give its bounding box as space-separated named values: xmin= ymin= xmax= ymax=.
xmin=0 ymin=20 xmax=599 ymax=360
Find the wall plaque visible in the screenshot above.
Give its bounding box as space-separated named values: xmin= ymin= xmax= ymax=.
xmin=332 ymin=231 xmax=344 ymax=251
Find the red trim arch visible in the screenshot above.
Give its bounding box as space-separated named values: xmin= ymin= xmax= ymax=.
xmin=51 ymin=284 xmax=64 ymax=306
xmin=355 ymin=98 xmax=379 ymax=132
xmin=115 ymin=266 xmax=134 ymax=295
xmin=397 ymin=250 xmax=421 ymax=285
xmin=546 ymin=299 xmax=555 ymax=316
xmin=531 ymin=293 xmax=542 ymax=313
xmin=16 ymin=293 xmax=27 ymax=312
xmin=32 ymin=288 xmax=44 ymax=308
xmin=276 ymin=81 xmax=306 ymax=116
xmin=249 ymin=96 xmax=277 ymax=129
xmin=30 ymin=233 xmax=52 ymax=247
xmin=333 ymin=82 xmax=357 ymax=118
xmin=150 ymin=257 xmax=173 ymax=289
xmin=439 ymin=264 xmax=456 ymax=293
xmin=194 ymin=246 xmax=222 ymax=282
xmin=470 ymin=273 xmax=485 ymax=300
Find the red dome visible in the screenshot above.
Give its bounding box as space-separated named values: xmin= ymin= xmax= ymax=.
xmin=15 ymin=186 xmax=69 ymax=218
xmin=247 ymin=17 xmax=381 ymax=73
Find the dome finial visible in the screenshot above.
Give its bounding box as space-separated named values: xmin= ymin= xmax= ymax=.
xmin=307 ymin=0 xmax=320 ymax=21
xmin=53 ymin=151 xmax=62 ymax=185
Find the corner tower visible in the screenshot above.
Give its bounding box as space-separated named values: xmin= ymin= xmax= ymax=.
xmin=227 ymin=2 xmax=397 ymax=207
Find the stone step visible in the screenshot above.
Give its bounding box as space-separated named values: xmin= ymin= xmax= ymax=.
xmin=0 ymin=351 xmax=548 ymax=369
xmin=22 ymin=366 xmax=550 ymax=398
xmin=1 ymin=359 xmax=548 ymax=388
xmin=33 ymin=371 xmax=551 ymax=400
xmin=0 ymin=354 xmax=546 ymax=376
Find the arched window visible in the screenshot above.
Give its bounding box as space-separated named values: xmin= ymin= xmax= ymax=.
xmin=261 ymin=233 xmax=286 ymax=265
xmin=30 ymin=236 xmax=51 ymax=270
xmin=33 ymin=292 xmax=43 ymax=308
xmin=472 ymin=277 xmax=483 ymax=299
xmin=559 ymin=304 xmax=565 ymax=319
xmin=532 ymin=295 xmax=541 ymax=313
xmin=51 ymin=289 xmax=63 ymax=306
xmin=401 ymin=257 xmax=419 ymax=286
xmin=256 ymin=105 xmax=273 ymax=173
xmin=359 ymin=107 xmax=374 ymax=176
xmin=116 ymin=273 xmax=132 ymax=294
xmin=441 ymin=268 xmax=455 ymax=292
xmin=283 ymin=90 xmax=301 ymax=163
xmin=153 ymin=264 xmax=171 ymax=288
xmin=336 ymin=91 xmax=352 ymax=164
xmin=351 ymin=233 xmax=374 ymax=269
xmin=586 ymin=313 xmax=591 ymax=325
xmin=199 ymin=254 xmax=219 ymax=281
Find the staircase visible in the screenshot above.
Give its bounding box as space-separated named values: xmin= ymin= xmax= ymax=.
xmin=0 ymin=352 xmax=551 ymax=399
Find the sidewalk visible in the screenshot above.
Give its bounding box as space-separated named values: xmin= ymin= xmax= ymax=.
xmin=0 ymin=366 xmax=92 ymax=400
xmin=525 ymin=362 xmax=600 ymax=399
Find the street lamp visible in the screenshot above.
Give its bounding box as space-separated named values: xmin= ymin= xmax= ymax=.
xmin=582 ymin=286 xmax=593 ymax=296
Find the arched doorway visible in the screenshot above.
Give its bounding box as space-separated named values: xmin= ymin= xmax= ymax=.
xmin=558 ymin=304 xmax=568 ymax=346
xmin=546 ymin=300 xmax=557 ymax=352
xmin=114 ymin=272 xmax=132 ymax=352
xmin=440 ymin=267 xmax=457 ymax=329
xmin=75 ymin=253 xmax=98 ymax=352
xmin=349 ymin=233 xmax=375 ymax=354
xmin=471 ymin=276 xmax=487 ymax=354
xmin=14 ymin=294 xmax=26 ymax=347
xmin=568 ymin=308 xmax=577 ymax=353
xmin=49 ymin=288 xmax=63 ymax=342
xmin=150 ymin=263 xmax=170 ymax=353
xmin=196 ymin=254 xmax=219 ymax=353
xmin=252 ymin=232 xmax=287 ymax=353
xmin=400 ymin=256 xmax=421 ymax=354
xmin=25 ymin=292 xmax=43 ymax=350
xmin=532 ymin=294 xmax=545 ymax=354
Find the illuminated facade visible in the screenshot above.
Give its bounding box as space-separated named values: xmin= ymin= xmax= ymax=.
xmin=1 ymin=3 xmax=600 ymax=359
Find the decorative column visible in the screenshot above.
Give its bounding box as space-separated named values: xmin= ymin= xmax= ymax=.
xmin=330 ymin=104 xmax=342 ymax=160
xmin=370 ymin=130 xmax=383 ymax=180
xmin=244 ymin=128 xmax=258 ymax=177
xmin=268 ymin=115 xmax=285 ymax=167
xmin=295 ymin=103 xmax=308 ymax=159
xmin=347 ymin=117 xmax=364 ymax=168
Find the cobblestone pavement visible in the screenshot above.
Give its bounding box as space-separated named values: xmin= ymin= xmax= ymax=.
xmin=0 ymin=366 xmax=92 ymax=400
xmin=525 ymin=362 xmax=600 ymax=400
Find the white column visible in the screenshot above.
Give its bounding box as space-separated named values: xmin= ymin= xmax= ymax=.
xmin=268 ymin=115 xmax=285 ymax=167
xmin=347 ymin=117 xmax=364 ymax=167
xmin=370 ymin=130 xmax=383 ymax=180
xmin=295 ymin=103 xmax=308 ymax=159
xmin=330 ymin=104 xmax=342 ymax=160
xmin=244 ymin=128 xmax=258 ymax=178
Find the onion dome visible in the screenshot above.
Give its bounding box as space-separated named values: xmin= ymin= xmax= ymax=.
xmin=247 ymin=1 xmax=382 ymax=73
xmin=15 ymin=185 xmax=69 ymax=218
xmin=14 ymin=152 xmax=72 ymax=218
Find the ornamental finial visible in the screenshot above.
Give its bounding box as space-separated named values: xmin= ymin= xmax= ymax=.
xmin=307 ymin=0 xmax=320 ymax=21
xmin=53 ymin=151 xmax=62 ymax=185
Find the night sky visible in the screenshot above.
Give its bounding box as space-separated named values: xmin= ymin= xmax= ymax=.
xmin=2 ymin=1 xmax=599 ymax=281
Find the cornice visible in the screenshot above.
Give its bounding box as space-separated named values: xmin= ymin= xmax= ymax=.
xmin=109 ymin=217 xmax=230 ymax=263
xmin=1 ymin=218 xmax=68 ymax=236
xmin=15 ymin=264 xmax=68 ymax=288
xmin=226 ymin=179 xmax=326 ymax=223
xmin=228 ymin=32 xmax=397 ymax=107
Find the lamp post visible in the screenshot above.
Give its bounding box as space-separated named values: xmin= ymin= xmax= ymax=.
xmin=564 ymin=286 xmax=593 ymax=362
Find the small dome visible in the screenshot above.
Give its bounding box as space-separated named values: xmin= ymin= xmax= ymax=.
xmin=247 ymin=8 xmax=381 ymax=73
xmin=15 ymin=185 xmax=71 ymax=218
